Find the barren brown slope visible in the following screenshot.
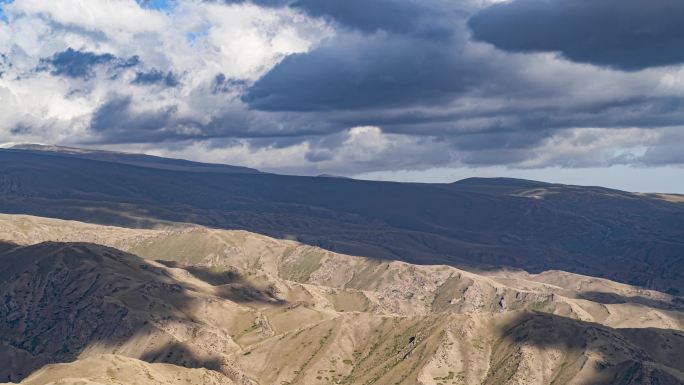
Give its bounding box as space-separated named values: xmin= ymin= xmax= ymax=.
xmin=1 ymin=243 xmax=682 ymax=385
xmin=2 ymin=214 xmax=682 ymax=329
xmin=1 ymin=215 xmax=683 ymax=385
xmin=3 ymin=354 xmax=235 ymax=385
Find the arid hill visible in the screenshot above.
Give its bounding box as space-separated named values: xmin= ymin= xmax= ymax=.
xmin=1 ymin=215 xmax=683 ymax=385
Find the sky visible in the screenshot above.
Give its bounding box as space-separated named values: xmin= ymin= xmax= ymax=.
xmin=0 ymin=0 xmax=683 ymax=193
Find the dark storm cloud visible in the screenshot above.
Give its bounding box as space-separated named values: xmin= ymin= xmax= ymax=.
xmin=90 ymin=96 xmax=180 ymax=143
xmin=132 ymin=69 xmax=180 ymax=87
xmin=37 ymin=48 xmax=140 ymax=79
xmin=290 ymin=0 xmax=455 ymax=39
xmin=10 ymin=123 xmax=31 ymax=135
xmin=211 ymin=74 xmax=247 ymax=94
xmin=450 ymin=129 xmax=550 ymax=152
xmin=223 ymin=0 xmax=453 ymax=37
xmin=468 ymin=0 xmax=684 ymax=71
xmin=639 ymin=129 xmax=684 ymax=165
xmin=87 ymin=97 xmax=337 ymax=144
xmin=0 ymin=52 xmax=9 ymax=78
xmin=243 ymin=33 xmax=487 ymax=111
xmin=305 ymin=149 xmax=334 ymax=162
xmin=240 ymin=0 xmax=684 ymax=129
xmin=201 ymin=110 xmax=339 ymax=139
xmin=236 ymin=0 xmax=475 ymax=111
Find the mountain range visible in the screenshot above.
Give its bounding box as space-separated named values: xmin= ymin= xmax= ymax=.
xmin=0 ymin=144 xmax=682 ymax=384
xmin=1 ymin=145 xmax=683 ymax=293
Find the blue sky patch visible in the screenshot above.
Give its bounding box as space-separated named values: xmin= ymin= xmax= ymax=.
xmin=137 ymin=0 xmax=173 ymax=11
xmin=0 ymin=0 xmax=13 ymax=22
xmin=186 ymin=24 xmax=210 ymax=46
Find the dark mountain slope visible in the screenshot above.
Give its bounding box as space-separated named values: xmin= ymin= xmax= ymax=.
xmin=7 ymin=144 xmax=260 ymax=174
xmin=1 ymin=148 xmax=683 ymax=293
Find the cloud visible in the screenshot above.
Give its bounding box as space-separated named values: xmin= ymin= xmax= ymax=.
xmin=296 ymin=0 xmax=435 ymax=34
xmin=38 ymin=48 xmax=139 ymax=79
xmin=89 ymin=96 xmax=181 ymax=142
xmin=132 ymin=69 xmax=180 ymax=87
xmin=468 ymin=0 xmax=684 ymax=71
xmin=257 ymin=0 xmax=454 ymax=38
xmin=211 ymin=74 xmax=247 ymax=94
xmin=0 ymin=0 xmax=331 ymax=143
xmin=639 ymin=127 xmax=684 ymax=165
xmin=98 ymin=125 xmax=456 ymax=175
xmin=1 ymin=0 xmax=684 ymax=178
xmin=98 ymin=124 xmax=684 ymax=178
xmin=243 ymin=31 xmax=487 ymax=111
xmin=240 ymin=0 xmax=480 ymax=112
xmin=8 ymin=0 xmax=169 ymax=39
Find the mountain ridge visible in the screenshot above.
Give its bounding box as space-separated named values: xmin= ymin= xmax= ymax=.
xmin=5 ymin=144 xmax=261 ymax=175
xmin=1 ymin=214 xmax=683 ymax=384
xmin=1 ymin=147 xmax=682 ymax=293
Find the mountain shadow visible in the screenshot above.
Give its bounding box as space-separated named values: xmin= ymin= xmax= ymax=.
xmin=156 ymin=261 xmax=285 ymax=305
xmin=1 ymin=148 xmax=683 ymax=295
xmin=578 ymin=291 xmax=684 ymax=312
xmin=0 ymin=241 xmax=286 ymax=382
xmin=487 ymin=311 xmax=684 ymax=385
xmin=140 ymin=342 xmax=223 ymax=371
